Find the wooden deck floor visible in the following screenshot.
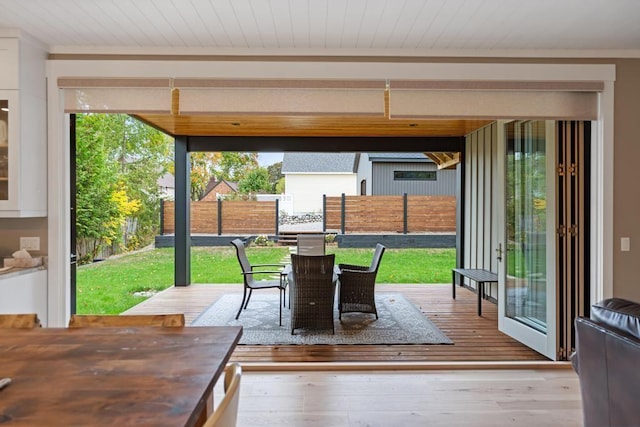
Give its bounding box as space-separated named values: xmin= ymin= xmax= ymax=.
xmin=124 ymin=283 xmax=547 ymax=363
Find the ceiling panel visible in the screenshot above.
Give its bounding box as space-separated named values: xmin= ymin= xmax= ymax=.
xmin=0 ymin=0 xmax=638 ymax=52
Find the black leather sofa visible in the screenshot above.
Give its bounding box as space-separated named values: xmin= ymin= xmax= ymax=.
xmin=572 ymin=298 xmax=640 ymax=427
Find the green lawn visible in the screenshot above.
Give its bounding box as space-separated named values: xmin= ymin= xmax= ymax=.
xmin=76 ymin=246 xmax=456 ymax=314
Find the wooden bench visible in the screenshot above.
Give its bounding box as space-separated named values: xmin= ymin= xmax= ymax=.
xmin=452 ymin=268 xmax=498 ymax=316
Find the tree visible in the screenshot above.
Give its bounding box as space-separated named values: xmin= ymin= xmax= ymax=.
xmin=238 ymin=167 xmax=271 ymax=194
xmin=171 ymin=152 xmax=259 ymax=200
xmin=216 ymin=152 xmax=258 ymax=182
xmin=267 ymin=161 xmax=283 ymax=193
xmin=185 ymin=152 xmax=221 ymax=200
xmin=106 ymin=115 xmax=173 ymax=246
xmin=75 ymin=114 xmax=121 ymax=262
xmin=75 ymin=113 xmax=172 ymax=260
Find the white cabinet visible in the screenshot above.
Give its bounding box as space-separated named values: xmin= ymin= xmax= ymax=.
xmin=0 ymin=35 xmax=47 ymax=217
xmin=0 ymin=268 xmax=48 ymax=326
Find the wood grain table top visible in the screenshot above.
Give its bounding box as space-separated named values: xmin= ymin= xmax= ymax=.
xmin=0 ymin=326 xmax=242 ymax=426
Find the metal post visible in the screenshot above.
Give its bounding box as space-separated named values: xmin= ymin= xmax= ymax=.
xmin=341 ymin=193 xmax=346 ymax=235
xmin=159 ymin=198 xmax=164 ymax=236
xmin=275 ymin=198 xmax=279 ymax=237
xmin=174 ymin=136 xmax=191 ymax=286
xmin=322 ymin=194 xmax=327 ymax=232
xmin=217 ymin=199 xmax=222 ymax=236
xmin=403 ymin=193 xmax=408 ymax=234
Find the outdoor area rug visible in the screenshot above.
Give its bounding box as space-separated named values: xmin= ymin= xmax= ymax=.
xmin=191 ymin=292 xmax=453 ymax=345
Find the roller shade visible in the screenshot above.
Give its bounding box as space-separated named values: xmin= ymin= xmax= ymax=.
xmin=57 ymin=77 xmax=603 ymax=120
xmin=389 ymin=80 xmax=602 ymax=120
xmin=174 ymin=79 xmax=386 ymax=116
xmin=59 ymin=78 xmax=172 ymax=114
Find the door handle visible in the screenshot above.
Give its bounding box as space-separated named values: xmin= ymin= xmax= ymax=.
xmin=495 ymin=243 xmax=503 ymax=262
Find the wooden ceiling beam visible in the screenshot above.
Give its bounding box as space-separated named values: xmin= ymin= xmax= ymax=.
xmin=425 ymin=152 xmax=461 ymax=170
xmin=187 ymin=136 xmax=464 ymax=153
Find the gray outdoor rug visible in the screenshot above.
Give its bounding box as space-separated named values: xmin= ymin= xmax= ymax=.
xmin=191 ymin=292 xmax=453 ymax=345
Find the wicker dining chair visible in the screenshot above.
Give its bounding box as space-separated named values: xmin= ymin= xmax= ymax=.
xmin=338 ymin=243 xmax=386 ymax=320
xmin=231 ymin=239 xmax=287 ymax=326
xmin=296 ymin=234 xmax=325 ymax=256
xmin=289 ymin=254 xmax=336 ymax=335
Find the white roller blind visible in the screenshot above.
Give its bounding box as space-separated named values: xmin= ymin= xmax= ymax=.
xmin=57 ymin=77 xmax=602 ymax=119
xmin=63 ymin=88 xmax=172 ymax=114
xmin=176 ymin=79 xmax=386 ymax=116
xmin=389 ymin=80 xmax=601 ymax=120
xmin=59 ymin=78 xmax=172 ymax=113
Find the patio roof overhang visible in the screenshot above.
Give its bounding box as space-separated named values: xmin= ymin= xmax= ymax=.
xmin=129 ymin=112 xmax=482 ymax=286
xmin=133 ymin=113 xmax=488 ymax=168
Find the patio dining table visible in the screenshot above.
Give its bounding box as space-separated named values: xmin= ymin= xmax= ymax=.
xmin=0 ymin=325 xmax=242 ymax=426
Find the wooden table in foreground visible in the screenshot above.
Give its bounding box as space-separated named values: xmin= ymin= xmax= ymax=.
xmin=0 ymin=326 xmax=242 ymax=426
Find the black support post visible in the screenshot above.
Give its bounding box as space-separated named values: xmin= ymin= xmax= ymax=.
xmin=174 ymin=136 xmax=191 ymax=286
xmin=217 ymin=199 xmax=222 ymax=236
xmin=275 ymin=198 xmax=279 ymax=236
xmin=322 ymin=194 xmax=327 ymax=233
xmin=341 ymin=193 xmax=346 ymax=235
xmin=403 ymin=193 xmax=408 ymax=234
xmin=159 ymin=199 xmax=164 ymax=236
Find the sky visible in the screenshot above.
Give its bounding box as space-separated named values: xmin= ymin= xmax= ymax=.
xmin=258 ymin=152 xmax=284 ymax=166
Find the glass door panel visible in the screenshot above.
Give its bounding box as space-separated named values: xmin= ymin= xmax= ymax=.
xmin=499 ymin=120 xmax=557 ymax=359
xmin=506 ymin=121 xmax=548 ymax=331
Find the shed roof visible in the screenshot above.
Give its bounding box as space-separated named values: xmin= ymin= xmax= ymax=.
xmin=281 ymin=152 xmax=359 ymax=173
xmin=366 ymin=152 xmax=432 ymax=162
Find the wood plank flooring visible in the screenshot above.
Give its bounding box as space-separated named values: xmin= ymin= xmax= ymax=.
xmin=229 ymin=369 xmax=582 ymax=427
xmin=125 ymin=283 xmax=548 ymax=363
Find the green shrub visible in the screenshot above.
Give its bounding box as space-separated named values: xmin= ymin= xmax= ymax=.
xmin=254 ymin=234 xmax=272 ymax=246
xmin=325 ymin=233 xmax=337 ymax=244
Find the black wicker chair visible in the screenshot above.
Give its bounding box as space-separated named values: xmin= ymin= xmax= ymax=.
xmin=231 ymin=239 xmax=287 ymax=326
xmin=289 ymin=254 xmax=336 ymax=335
xmin=338 ymin=243 xmax=386 ymax=320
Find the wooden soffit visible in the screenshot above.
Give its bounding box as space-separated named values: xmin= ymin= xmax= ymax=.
xmin=134 ymin=113 xmax=492 ymax=138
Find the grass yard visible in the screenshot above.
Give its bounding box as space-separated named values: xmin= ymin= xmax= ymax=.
xmin=76 ymin=246 xmax=456 ymax=314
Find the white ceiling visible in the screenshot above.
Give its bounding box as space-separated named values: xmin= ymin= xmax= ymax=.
xmin=0 ymin=0 xmax=639 ymax=55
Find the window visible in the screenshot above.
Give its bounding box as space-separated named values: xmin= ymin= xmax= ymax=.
xmin=393 ymin=171 xmax=436 ymax=181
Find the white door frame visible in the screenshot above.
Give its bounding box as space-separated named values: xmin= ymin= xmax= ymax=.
xmin=496 ymin=120 xmax=558 ymax=359
xmin=45 ymin=60 xmax=615 ymax=327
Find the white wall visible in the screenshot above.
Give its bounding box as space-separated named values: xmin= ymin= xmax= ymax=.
xmin=256 ymin=194 xmax=293 ymax=214
xmin=356 ymin=155 xmax=372 ymax=195
xmin=285 ymin=173 xmax=357 ymax=214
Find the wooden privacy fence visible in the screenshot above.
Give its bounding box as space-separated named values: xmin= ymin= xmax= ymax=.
xmin=161 ymin=195 xmax=455 ymax=235
xmin=161 ymin=200 xmax=277 ymax=235
xmin=324 ymin=195 xmax=456 ymax=233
